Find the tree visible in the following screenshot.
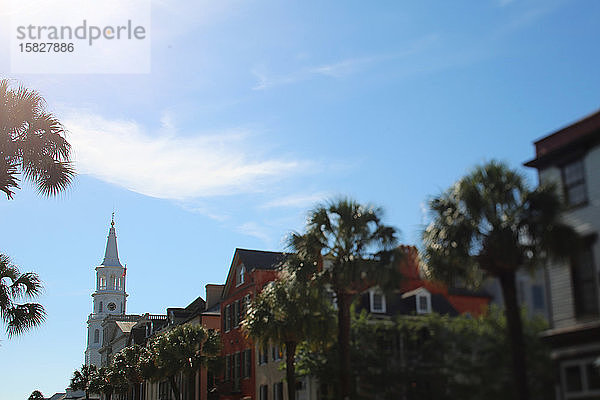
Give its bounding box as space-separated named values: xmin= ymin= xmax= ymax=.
xmin=0 ymin=254 xmax=45 ymax=337
xmin=296 ymin=308 xmax=553 ymax=400
xmin=89 ymin=366 xmax=127 ymax=400
xmin=290 ymin=198 xmax=403 ymax=399
xmin=243 ymin=269 xmax=335 ymax=400
xmin=0 ymin=79 xmax=74 ymax=337
xmin=422 ymin=161 xmax=578 ymax=400
xmin=112 ymin=345 xmax=147 ymax=400
xmin=28 ymin=390 xmax=44 ymax=400
xmin=141 ymin=324 xmax=221 ymax=400
xmin=0 ymin=78 xmax=74 ymax=199
xmin=70 ymin=364 xmax=98 ymax=400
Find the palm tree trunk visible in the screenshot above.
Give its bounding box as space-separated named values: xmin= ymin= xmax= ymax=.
xmin=169 ymin=375 xmax=181 ymax=400
xmin=285 ymin=341 xmax=297 ymax=400
xmin=337 ymin=292 xmax=352 ymax=400
xmin=499 ymin=271 xmax=530 ymax=400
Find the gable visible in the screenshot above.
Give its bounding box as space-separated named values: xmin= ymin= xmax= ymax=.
xmin=222 ymin=248 xmax=286 ymax=298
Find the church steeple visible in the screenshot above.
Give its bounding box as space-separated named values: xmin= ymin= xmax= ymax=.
xmin=101 ymin=213 xmax=122 ymax=267
xmin=86 ymin=214 xmax=129 ymax=367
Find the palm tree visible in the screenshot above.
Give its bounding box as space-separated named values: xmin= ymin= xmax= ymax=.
xmin=243 ymin=269 xmax=335 ymax=400
xmin=0 ymin=254 xmax=45 ymax=337
xmin=0 ymin=78 xmax=74 ymax=199
xmin=422 ymin=161 xmax=578 ymax=400
xmin=290 ymin=198 xmax=403 ymax=399
xmin=141 ymin=324 xmax=221 ymax=400
xmin=70 ymin=364 xmax=98 ymax=400
xmin=1 ymin=78 xmax=74 ymax=337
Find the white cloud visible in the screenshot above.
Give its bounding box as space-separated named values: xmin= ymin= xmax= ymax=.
xmin=251 ymin=34 xmax=439 ymax=90
xmin=236 ymin=221 xmax=272 ymax=245
xmin=251 ymin=57 xmax=373 ymax=90
xmin=262 ymin=192 xmax=330 ymax=209
xmin=64 ymin=111 xmax=311 ymax=200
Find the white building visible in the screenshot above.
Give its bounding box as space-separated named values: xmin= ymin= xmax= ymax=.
xmin=525 ymin=110 xmax=600 ymax=400
xmin=85 ymin=217 xmax=129 ymax=367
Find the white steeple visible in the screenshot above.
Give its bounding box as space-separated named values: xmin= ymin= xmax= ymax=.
xmin=85 ymin=216 xmax=128 ymax=367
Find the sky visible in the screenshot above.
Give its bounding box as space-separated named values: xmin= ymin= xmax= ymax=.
xmin=0 ymin=0 xmax=599 ymax=398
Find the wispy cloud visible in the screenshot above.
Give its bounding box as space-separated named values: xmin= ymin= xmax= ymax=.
xmin=261 ymin=192 xmax=330 ymax=209
xmin=252 ymin=34 xmax=439 ymax=90
xmin=64 ymin=110 xmax=312 ymax=200
xmin=236 ymin=221 xmax=272 ymax=245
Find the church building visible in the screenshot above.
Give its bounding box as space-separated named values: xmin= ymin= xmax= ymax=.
xmin=85 ymin=216 xmax=129 ymax=367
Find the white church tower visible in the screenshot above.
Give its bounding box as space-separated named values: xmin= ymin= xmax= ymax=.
xmin=85 ymin=216 xmax=128 ymax=367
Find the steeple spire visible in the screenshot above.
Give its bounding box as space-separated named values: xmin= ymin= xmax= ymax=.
xmin=101 ymin=215 xmax=123 ymax=267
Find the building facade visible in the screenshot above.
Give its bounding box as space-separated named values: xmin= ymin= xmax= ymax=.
xmin=219 ymin=248 xmax=287 ymax=400
xmin=85 ymin=217 xmax=129 ymax=367
xmin=525 ymin=110 xmax=600 ymax=400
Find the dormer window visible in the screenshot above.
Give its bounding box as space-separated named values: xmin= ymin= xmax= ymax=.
xmin=236 ymin=264 xmax=245 ymax=287
xmin=417 ymin=294 xmax=431 ymax=314
xmin=369 ymin=288 xmax=386 ymax=313
xmin=402 ymin=287 xmax=432 ymax=315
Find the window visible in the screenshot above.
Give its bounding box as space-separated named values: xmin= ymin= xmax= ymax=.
xmin=225 ymin=355 xmax=231 ymax=381
xmin=572 ymin=242 xmax=599 ymax=318
xmin=562 ymin=359 xmax=600 ymax=398
xmin=272 ymin=344 xmax=283 ymax=361
xmin=237 ymin=264 xmax=245 ymax=286
xmin=417 ymin=294 xmax=431 ymax=314
xmin=562 ymin=159 xmax=587 ymax=207
xmin=117 ymin=277 xmax=123 ymax=290
xmin=240 ymin=294 xmax=251 ymax=322
xmin=225 ymin=305 xmax=231 ymax=332
xmin=99 ymin=276 xmax=106 ymax=290
xmin=369 ymin=288 xmax=386 ymax=313
xmin=273 ymin=382 xmax=284 ymax=400
xmin=233 ymin=352 xmax=241 ymax=390
xmin=531 ymin=285 xmax=545 ymax=310
xmin=98 ymin=301 xmax=103 ymax=313
xmin=242 ymin=349 xmax=251 ymax=378
xmin=259 ymin=384 xmax=268 ymax=400
xmin=110 ymin=275 xmax=116 ymax=290
xmin=233 ymin=300 xmax=240 ymax=328
xmin=258 ymin=346 xmax=268 ymax=365
xmin=94 ymin=329 xmax=99 ymax=343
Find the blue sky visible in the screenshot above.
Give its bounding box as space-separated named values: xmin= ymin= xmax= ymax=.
xmin=1 ymin=0 xmax=600 ymax=398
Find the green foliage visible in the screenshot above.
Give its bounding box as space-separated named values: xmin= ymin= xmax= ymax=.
xmin=289 ymin=197 xmax=403 ymax=398
xmin=243 ymin=269 xmax=336 ymax=400
xmin=0 ymin=79 xmax=74 ymax=199
xmin=112 ymin=345 xmax=146 ymax=385
xmin=70 ymin=364 xmax=97 ymax=400
xmin=297 ymin=308 xmax=553 ymax=400
xmin=421 ymin=161 xmax=577 ymax=400
xmin=289 ymin=198 xmax=403 ymax=294
xmin=422 ymin=160 xmax=577 ymax=285
xmin=89 ymin=366 xmax=128 ymax=400
xmin=140 ymin=324 xmax=221 ymax=400
xmin=243 ymin=269 xmax=335 ymax=348
xmin=28 ymin=390 xmax=44 ymax=400
xmin=0 ymin=254 xmax=45 ymax=337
